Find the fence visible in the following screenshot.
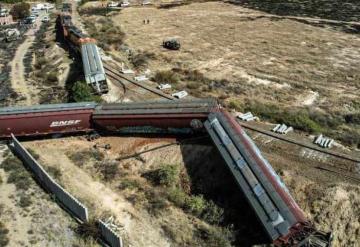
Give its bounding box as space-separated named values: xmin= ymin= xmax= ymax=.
xmin=98 ymin=220 xmax=123 ymax=247
xmin=10 ymin=134 xmax=89 ymax=223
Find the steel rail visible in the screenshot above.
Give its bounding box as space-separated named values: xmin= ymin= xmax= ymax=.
xmin=103 ymin=63 xmax=176 ymax=100
xmin=238 ymin=121 xmax=360 ymax=164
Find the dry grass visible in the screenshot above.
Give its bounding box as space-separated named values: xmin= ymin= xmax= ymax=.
xmin=106 ymin=1 xmax=360 ymax=147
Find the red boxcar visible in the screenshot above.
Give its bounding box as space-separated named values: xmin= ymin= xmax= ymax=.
xmin=0 ymin=103 xmax=96 ymax=138
xmin=92 ymin=99 xmax=219 ymax=132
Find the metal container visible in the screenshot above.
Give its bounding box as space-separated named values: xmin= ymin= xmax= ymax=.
xmin=0 ymin=102 xmax=96 ymax=138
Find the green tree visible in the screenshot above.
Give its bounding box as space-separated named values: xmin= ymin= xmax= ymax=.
xmin=10 ymin=2 xmax=30 ymax=19
xmin=71 ymin=81 xmax=101 ymax=102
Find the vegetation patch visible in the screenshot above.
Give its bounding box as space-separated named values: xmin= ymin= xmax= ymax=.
xmin=68 ymin=149 xmax=105 ymax=167
xmin=84 ymin=18 xmax=125 ymax=51
xmin=143 ymin=164 xmax=179 ymax=187
xmin=0 ymin=222 xmax=9 ymax=247
xmin=75 ymin=219 xmax=101 ymax=240
xmin=71 ymin=81 xmax=102 ymax=103
xmin=153 ymin=70 xmax=179 ymax=84
xmin=130 ymin=52 xmax=156 ymax=69
xmin=118 ymin=178 xmax=141 ymax=190
xmin=0 ymin=155 xmax=32 ymax=191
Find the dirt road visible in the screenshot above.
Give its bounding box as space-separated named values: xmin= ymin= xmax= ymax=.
xmin=9 ymin=14 xmax=45 ymax=106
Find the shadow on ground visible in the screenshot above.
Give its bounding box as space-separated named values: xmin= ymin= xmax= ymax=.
xmin=179 ymin=140 xmax=270 ymax=246
xmin=229 ymin=0 xmax=360 ymax=34
xmin=55 ymin=15 xmax=84 ymax=102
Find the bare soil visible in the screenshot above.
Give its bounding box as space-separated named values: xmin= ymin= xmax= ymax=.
xmin=23 ymin=135 xmax=360 ymax=247
xmin=0 ymin=144 xmax=89 ymax=247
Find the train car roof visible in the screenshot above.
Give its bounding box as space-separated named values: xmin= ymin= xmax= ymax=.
xmin=0 ymin=102 xmax=96 ymax=115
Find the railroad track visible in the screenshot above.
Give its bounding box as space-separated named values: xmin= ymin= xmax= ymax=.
xmin=103 ymin=63 xmax=175 ymax=100
xmin=103 ymin=63 xmax=360 ymax=182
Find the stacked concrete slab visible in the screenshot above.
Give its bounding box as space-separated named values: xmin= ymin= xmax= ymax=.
xmin=314 ymin=134 xmax=334 ymax=148
xmin=238 ymin=112 xmax=259 ymax=122
xmin=272 ymin=124 xmax=293 ymax=134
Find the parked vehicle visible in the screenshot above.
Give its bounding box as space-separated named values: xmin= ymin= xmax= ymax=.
xmin=42 ymin=16 xmax=50 ymax=22
xmin=24 ymin=17 xmax=35 ymax=24
xmin=5 ymin=28 xmax=20 ymax=42
xmin=163 ymin=38 xmax=180 ymax=50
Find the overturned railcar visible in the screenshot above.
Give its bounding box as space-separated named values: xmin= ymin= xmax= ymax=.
xmin=204 ymin=110 xmax=332 ymax=246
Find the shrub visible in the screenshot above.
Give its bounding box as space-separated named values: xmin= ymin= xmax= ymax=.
xmin=184 ymin=195 xmax=207 ymax=216
xmin=0 ymin=222 xmax=9 ymax=247
xmin=145 ymin=190 xmax=169 ymax=215
xmin=144 ymin=164 xmax=179 ymax=187
xmin=130 ymin=52 xmax=155 ymax=68
xmin=46 ymin=166 xmax=62 ymax=180
xmin=153 ymin=70 xmax=179 ymax=84
xmin=183 ymin=69 xmax=207 ymax=82
xmin=119 ymin=178 xmax=141 ymax=190
xmin=75 ymin=219 xmax=101 ymax=239
xmin=19 ymin=195 xmax=32 ymax=208
xmin=68 ymin=149 xmax=104 ymax=167
xmin=27 ymin=148 xmax=39 ymax=160
xmin=0 ymin=156 xmax=32 ymax=191
xmin=186 ymin=82 xmax=200 ymax=90
xmin=344 ymin=113 xmax=360 ymax=125
xmin=96 ymin=161 xmax=118 ymax=180
xmin=167 ymin=187 xmax=188 ymax=208
xmin=71 ymin=81 xmax=102 ymax=102
xmin=10 ymin=2 xmax=30 ymax=19
xmin=195 ymin=225 xmax=233 ymax=247
xmin=201 ymin=200 xmax=224 ymax=225
xmin=227 ymin=99 xmax=243 ymax=111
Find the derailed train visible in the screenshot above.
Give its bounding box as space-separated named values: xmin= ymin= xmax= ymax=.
xmin=57 ymin=13 xmax=109 ymax=94
xmin=0 ymin=99 xmax=332 ymax=246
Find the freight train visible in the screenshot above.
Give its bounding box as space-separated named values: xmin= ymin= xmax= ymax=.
xmin=0 ymin=99 xmax=332 ymax=247
xmin=57 ymin=13 xmax=108 ymax=94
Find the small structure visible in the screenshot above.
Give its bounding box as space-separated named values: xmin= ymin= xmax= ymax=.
xmin=157 ymin=84 xmax=171 ymax=90
xmin=237 ymin=112 xmax=259 ymax=122
xmin=172 ymin=90 xmax=188 ymax=99
xmin=314 ymin=134 xmax=334 ymax=148
xmin=272 ymin=124 xmax=293 ymax=134
xmin=134 ymin=75 xmax=148 ymax=82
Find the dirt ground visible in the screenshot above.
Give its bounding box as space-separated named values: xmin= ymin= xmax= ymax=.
xmin=0 ymin=144 xmax=90 ymax=247
xmin=109 ymin=1 xmax=360 ymax=109
xmin=22 ymin=135 xmax=360 ymax=247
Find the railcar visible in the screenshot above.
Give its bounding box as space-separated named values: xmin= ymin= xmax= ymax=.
xmin=205 ymin=109 xmax=332 ymax=246
xmin=0 ymin=99 xmax=332 ymax=246
xmin=92 ymin=99 xmax=219 ymax=133
xmin=0 ymin=102 xmax=96 ymax=138
xmin=57 ymin=14 xmax=108 ymax=94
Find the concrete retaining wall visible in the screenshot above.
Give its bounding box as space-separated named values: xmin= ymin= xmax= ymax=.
xmin=98 ymin=220 xmax=123 ymax=247
xmin=10 ymin=134 xmax=88 ymax=223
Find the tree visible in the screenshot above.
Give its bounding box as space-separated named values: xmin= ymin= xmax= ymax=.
xmin=71 ymin=81 xmax=101 ymax=102
xmin=10 ymin=2 xmax=30 ymax=19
